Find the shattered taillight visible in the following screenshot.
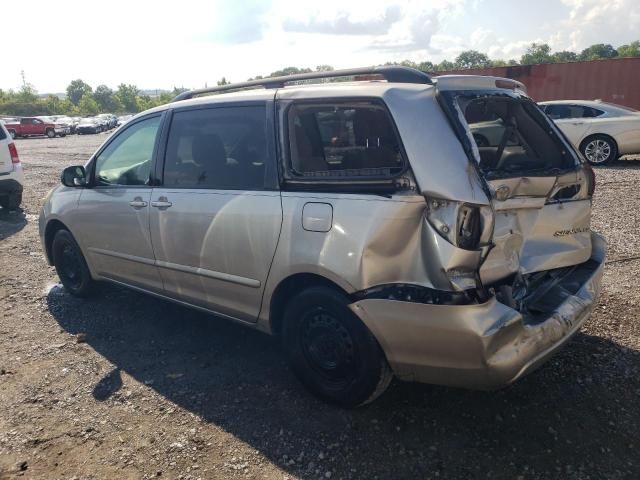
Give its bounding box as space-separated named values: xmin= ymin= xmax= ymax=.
xmin=584 ymin=162 xmax=596 ymax=196
xmin=425 ymin=198 xmax=490 ymax=250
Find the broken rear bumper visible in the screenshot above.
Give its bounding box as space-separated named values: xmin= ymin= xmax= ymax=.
xmin=349 ymin=232 xmax=606 ymax=389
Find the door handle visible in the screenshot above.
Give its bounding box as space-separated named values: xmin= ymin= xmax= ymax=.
xmin=151 ymin=197 xmax=172 ymax=209
xmin=129 ymin=198 xmax=148 ymax=208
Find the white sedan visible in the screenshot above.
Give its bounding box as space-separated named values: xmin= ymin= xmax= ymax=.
xmin=539 ymin=100 xmax=640 ymax=165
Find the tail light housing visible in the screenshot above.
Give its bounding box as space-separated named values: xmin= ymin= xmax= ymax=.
xmin=583 ymin=162 xmax=596 ymax=196
xmin=8 ymin=143 xmax=19 ymax=164
xmin=425 ymin=198 xmax=493 ymax=250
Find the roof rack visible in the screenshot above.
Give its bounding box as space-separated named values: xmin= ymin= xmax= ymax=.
xmin=172 ymin=66 xmax=432 ymax=102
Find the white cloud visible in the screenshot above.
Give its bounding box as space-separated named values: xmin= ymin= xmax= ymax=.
xmin=1 ymin=0 xmax=638 ymax=93
xmin=553 ymin=0 xmax=640 ymax=51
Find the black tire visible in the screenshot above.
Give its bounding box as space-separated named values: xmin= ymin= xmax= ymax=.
xmin=52 ymin=230 xmax=94 ymax=297
xmin=46 ymin=129 xmax=56 ymax=138
xmin=473 ymin=134 xmax=489 ymax=147
xmin=0 ymin=192 xmax=22 ymax=210
xmin=8 ymin=130 xmax=16 ymax=139
xmin=281 ymin=286 xmax=392 ymax=407
xmin=580 ymin=134 xmax=618 ymax=166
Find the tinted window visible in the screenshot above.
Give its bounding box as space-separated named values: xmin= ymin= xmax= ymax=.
xmin=287 ymin=102 xmax=404 ymax=178
xmin=95 ymin=116 xmax=161 ymax=186
xmin=163 ymin=106 xmax=267 ymax=190
xmin=0 ymin=126 xmax=6 ymax=141
xmin=545 ymin=104 xmax=604 ymax=119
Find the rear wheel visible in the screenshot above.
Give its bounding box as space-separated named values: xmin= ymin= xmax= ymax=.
xmin=0 ymin=192 xmax=22 ymax=210
xmin=281 ymin=286 xmax=392 ymax=407
xmin=581 ymin=135 xmax=617 ymax=166
xmin=46 ymin=129 xmax=56 ymax=138
xmin=52 ymin=229 xmax=94 ymax=297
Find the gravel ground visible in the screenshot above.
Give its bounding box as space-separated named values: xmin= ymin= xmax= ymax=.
xmin=1 ymin=134 xmax=639 ymax=480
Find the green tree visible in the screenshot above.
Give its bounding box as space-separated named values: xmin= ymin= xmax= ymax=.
xmin=579 ymin=43 xmax=618 ymax=60
xmin=217 ymin=77 xmax=230 ymax=86
xmin=58 ymin=98 xmax=78 ymax=116
xmin=115 ymin=84 xmax=140 ymax=113
xmin=455 ymin=50 xmax=491 ymax=69
xmin=156 ymin=92 xmax=174 ymax=106
xmin=551 ymin=50 xmax=578 ymax=63
xmin=45 ymin=95 xmax=61 ymax=114
xmin=136 ymin=95 xmax=154 ymax=112
xmin=268 ymin=67 xmax=312 ymax=77
xmin=436 ymin=59 xmax=455 ymax=71
xmin=15 ymin=84 xmax=39 ymax=104
xmin=417 ymin=61 xmax=436 ymax=72
xmin=171 ymin=87 xmax=189 ymax=96
xmin=78 ymin=94 xmax=99 ymax=115
xmin=617 ymin=41 xmax=640 ymax=57
xmin=67 ymin=79 xmax=93 ymax=106
xmin=315 ymin=65 xmax=334 ymax=72
xmin=93 ymin=84 xmax=121 ymax=112
xmin=520 ymin=43 xmax=552 ymax=65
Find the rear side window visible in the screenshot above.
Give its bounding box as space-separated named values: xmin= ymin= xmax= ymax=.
xmin=0 ymin=125 xmax=6 ymax=141
xmin=287 ymin=102 xmax=404 ymax=178
xmin=462 ymin=97 xmax=573 ymax=174
xmin=545 ymin=104 xmax=604 ymax=119
xmin=163 ymin=106 xmax=267 ymax=190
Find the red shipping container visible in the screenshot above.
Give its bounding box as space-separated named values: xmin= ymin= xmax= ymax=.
xmin=438 ymin=57 xmax=640 ymax=110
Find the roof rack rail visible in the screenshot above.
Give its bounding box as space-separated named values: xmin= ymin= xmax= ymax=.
xmin=172 ymin=66 xmax=432 ymax=102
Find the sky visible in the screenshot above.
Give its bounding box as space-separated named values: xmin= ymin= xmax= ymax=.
xmin=3 ymin=0 xmax=639 ymax=93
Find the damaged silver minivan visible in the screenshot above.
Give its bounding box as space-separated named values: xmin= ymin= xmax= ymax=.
xmin=39 ymin=67 xmax=605 ymax=407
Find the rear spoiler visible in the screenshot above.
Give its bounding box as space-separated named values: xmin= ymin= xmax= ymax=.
xmin=434 ymin=75 xmax=526 ymax=93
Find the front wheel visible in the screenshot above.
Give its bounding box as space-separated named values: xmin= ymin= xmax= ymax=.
xmin=581 ymin=135 xmax=617 ymax=166
xmin=8 ymin=130 xmax=16 ymax=139
xmin=46 ymin=129 xmax=56 ymax=138
xmin=52 ymin=230 xmax=94 ymax=297
xmin=281 ymin=287 xmax=392 ymax=407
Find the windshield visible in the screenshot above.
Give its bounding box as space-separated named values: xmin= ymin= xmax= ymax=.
xmin=80 ymin=118 xmax=95 ymax=124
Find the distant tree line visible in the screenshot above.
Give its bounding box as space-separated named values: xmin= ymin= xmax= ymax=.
xmin=1 ymin=41 xmax=639 ymax=117
xmin=240 ymin=41 xmax=640 ymax=82
xmin=0 ymin=81 xmax=187 ymax=117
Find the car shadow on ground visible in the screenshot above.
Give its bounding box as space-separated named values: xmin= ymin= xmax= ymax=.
xmin=47 ymin=282 xmax=639 ymax=479
xmin=0 ymin=208 xmax=27 ymax=240
xmin=604 ymin=157 xmax=640 ymax=169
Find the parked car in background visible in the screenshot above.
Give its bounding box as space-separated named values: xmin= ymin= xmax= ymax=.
xmin=0 ymin=122 xmax=23 ymax=209
xmin=116 ymin=114 xmax=133 ymax=126
xmin=4 ymin=117 xmax=67 ymax=139
xmin=75 ymin=117 xmax=103 ymax=134
xmin=540 ymin=100 xmax=640 ymax=165
xmin=52 ymin=116 xmax=77 ymax=134
xmin=96 ymin=113 xmax=117 ymax=130
xmin=40 ymin=67 xmax=605 ymax=407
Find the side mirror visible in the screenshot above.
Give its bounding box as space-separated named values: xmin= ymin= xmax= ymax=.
xmin=61 ymin=165 xmax=88 ymax=187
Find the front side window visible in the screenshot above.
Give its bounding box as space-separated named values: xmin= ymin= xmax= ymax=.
xmin=94 ymin=116 xmax=161 ymax=186
xmin=163 ymin=106 xmax=267 ymax=190
xmin=287 ymin=102 xmax=404 ymax=178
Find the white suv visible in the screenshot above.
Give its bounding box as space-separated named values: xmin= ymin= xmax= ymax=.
xmin=0 ymin=121 xmax=24 ymax=210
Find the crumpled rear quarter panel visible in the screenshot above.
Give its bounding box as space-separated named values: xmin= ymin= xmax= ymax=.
xmin=348 ymin=232 xmax=606 ymax=389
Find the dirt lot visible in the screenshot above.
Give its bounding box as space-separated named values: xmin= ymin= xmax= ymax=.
xmin=1 ymin=134 xmax=639 ymax=480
